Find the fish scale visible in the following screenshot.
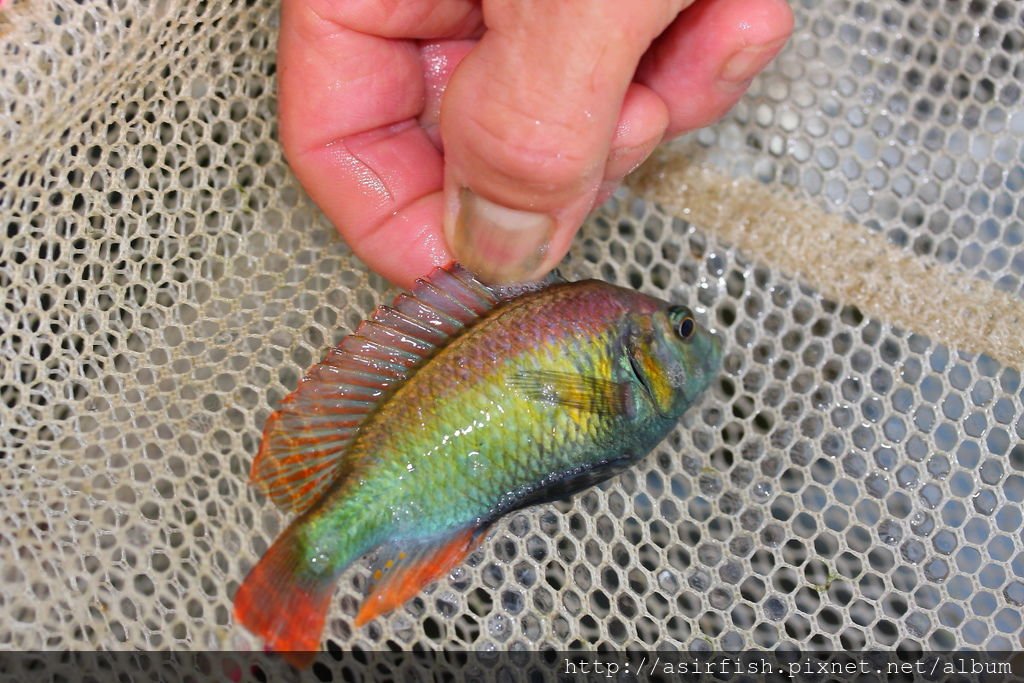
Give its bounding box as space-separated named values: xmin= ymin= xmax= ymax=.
xmin=338 ymin=288 xmax=622 ymax=504
xmin=233 ymin=264 xmax=721 ymax=663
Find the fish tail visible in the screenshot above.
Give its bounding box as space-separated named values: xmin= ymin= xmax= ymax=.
xmin=233 ymin=524 xmax=336 ymax=667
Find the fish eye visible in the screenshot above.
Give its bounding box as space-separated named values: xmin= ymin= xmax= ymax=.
xmin=676 ymin=316 xmax=696 ymax=340
xmin=668 ymin=306 xmax=697 ymax=341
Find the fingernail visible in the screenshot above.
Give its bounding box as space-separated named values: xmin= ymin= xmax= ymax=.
xmin=719 ymin=36 xmax=789 ymax=86
xmin=445 ymin=188 xmax=554 ymax=284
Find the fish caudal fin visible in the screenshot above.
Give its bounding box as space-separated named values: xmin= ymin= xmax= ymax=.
xmin=233 ymin=529 xmax=334 ymax=667
xmin=355 ymin=526 xmax=485 ymax=627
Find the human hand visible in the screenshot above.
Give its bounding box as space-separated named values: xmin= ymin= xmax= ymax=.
xmin=278 ymin=0 xmax=793 ymax=287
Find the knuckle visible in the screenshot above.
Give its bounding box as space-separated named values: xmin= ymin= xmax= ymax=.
xmin=459 ymin=99 xmax=601 ymax=193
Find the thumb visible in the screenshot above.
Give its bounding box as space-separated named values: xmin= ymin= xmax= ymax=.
xmin=440 ymin=1 xmax=684 ymax=283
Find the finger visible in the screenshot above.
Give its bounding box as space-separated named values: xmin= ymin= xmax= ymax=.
xmin=422 ymin=47 xmax=670 ymax=167
xmin=637 ymin=0 xmax=794 ymax=137
xmin=310 ymin=0 xmax=481 ymax=39
xmin=277 ymin=0 xmax=480 ymax=287
xmin=440 ymin=0 xmax=690 ymax=284
xmin=419 ymin=40 xmax=477 ymax=149
xmin=585 ymin=83 xmax=671 ymax=209
xmin=603 ymin=83 xmax=670 ymax=184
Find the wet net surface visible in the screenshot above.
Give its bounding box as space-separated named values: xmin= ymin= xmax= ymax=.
xmin=2 ymin=0 xmax=1023 ymax=660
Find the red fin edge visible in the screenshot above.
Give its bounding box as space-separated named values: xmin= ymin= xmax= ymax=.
xmin=233 ymin=528 xmax=334 ymax=666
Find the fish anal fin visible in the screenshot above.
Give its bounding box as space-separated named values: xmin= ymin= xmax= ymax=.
xmin=354 ymin=526 xmax=485 ymax=626
xmin=509 ymin=370 xmax=634 ymax=416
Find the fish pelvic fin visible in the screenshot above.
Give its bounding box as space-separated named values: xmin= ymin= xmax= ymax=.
xmin=233 ymin=525 xmax=336 ymax=667
xmin=251 ymin=264 xmax=499 ymax=514
xmin=355 ymin=525 xmax=487 ymax=627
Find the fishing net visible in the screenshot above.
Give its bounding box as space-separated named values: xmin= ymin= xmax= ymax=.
xmin=2 ymin=0 xmax=1023 ymax=668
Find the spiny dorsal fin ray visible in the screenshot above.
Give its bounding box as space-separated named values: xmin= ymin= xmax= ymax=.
xmin=489 ymin=269 xmax=566 ymax=301
xmin=249 ymin=264 xmax=501 ymax=514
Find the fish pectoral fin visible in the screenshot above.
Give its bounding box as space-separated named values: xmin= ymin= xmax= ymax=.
xmin=355 ymin=525 xmax=488 ymax=626
xmin=509 ymin=370 xmax=633 ymax=416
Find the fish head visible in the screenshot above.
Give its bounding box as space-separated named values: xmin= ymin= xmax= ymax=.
xmin=628 ymin=303 xmax=723 ymax=418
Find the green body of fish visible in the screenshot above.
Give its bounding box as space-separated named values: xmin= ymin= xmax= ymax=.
xmin=234 ymin=265 xmax=721 ymax=659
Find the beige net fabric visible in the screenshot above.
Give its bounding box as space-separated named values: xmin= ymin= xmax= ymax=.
xmin=2 ymin=0 xmax=1023 ymax=657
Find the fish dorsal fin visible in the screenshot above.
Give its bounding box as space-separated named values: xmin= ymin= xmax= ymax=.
xmin=250 ymin=264 xmax=499 ymax=514
xmin=488 ymin=269 xmax=567 ymax=301
xmin=355 ymin=525 xmax=487 ymax=626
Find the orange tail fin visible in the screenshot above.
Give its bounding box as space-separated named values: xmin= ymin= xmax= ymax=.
xmin=233 ymin=528 xmax=335 ymax=668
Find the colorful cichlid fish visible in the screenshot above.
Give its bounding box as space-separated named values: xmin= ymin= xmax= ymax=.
xmin=233 ymin=264 xmax=722 ymax=663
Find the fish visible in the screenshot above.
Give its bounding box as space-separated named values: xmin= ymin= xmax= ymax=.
xmin=233 ymin=263 xmax=722 ymax=663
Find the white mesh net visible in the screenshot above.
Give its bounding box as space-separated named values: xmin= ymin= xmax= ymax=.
xmin=2 ymin=0 xmax=1023 ymax=660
